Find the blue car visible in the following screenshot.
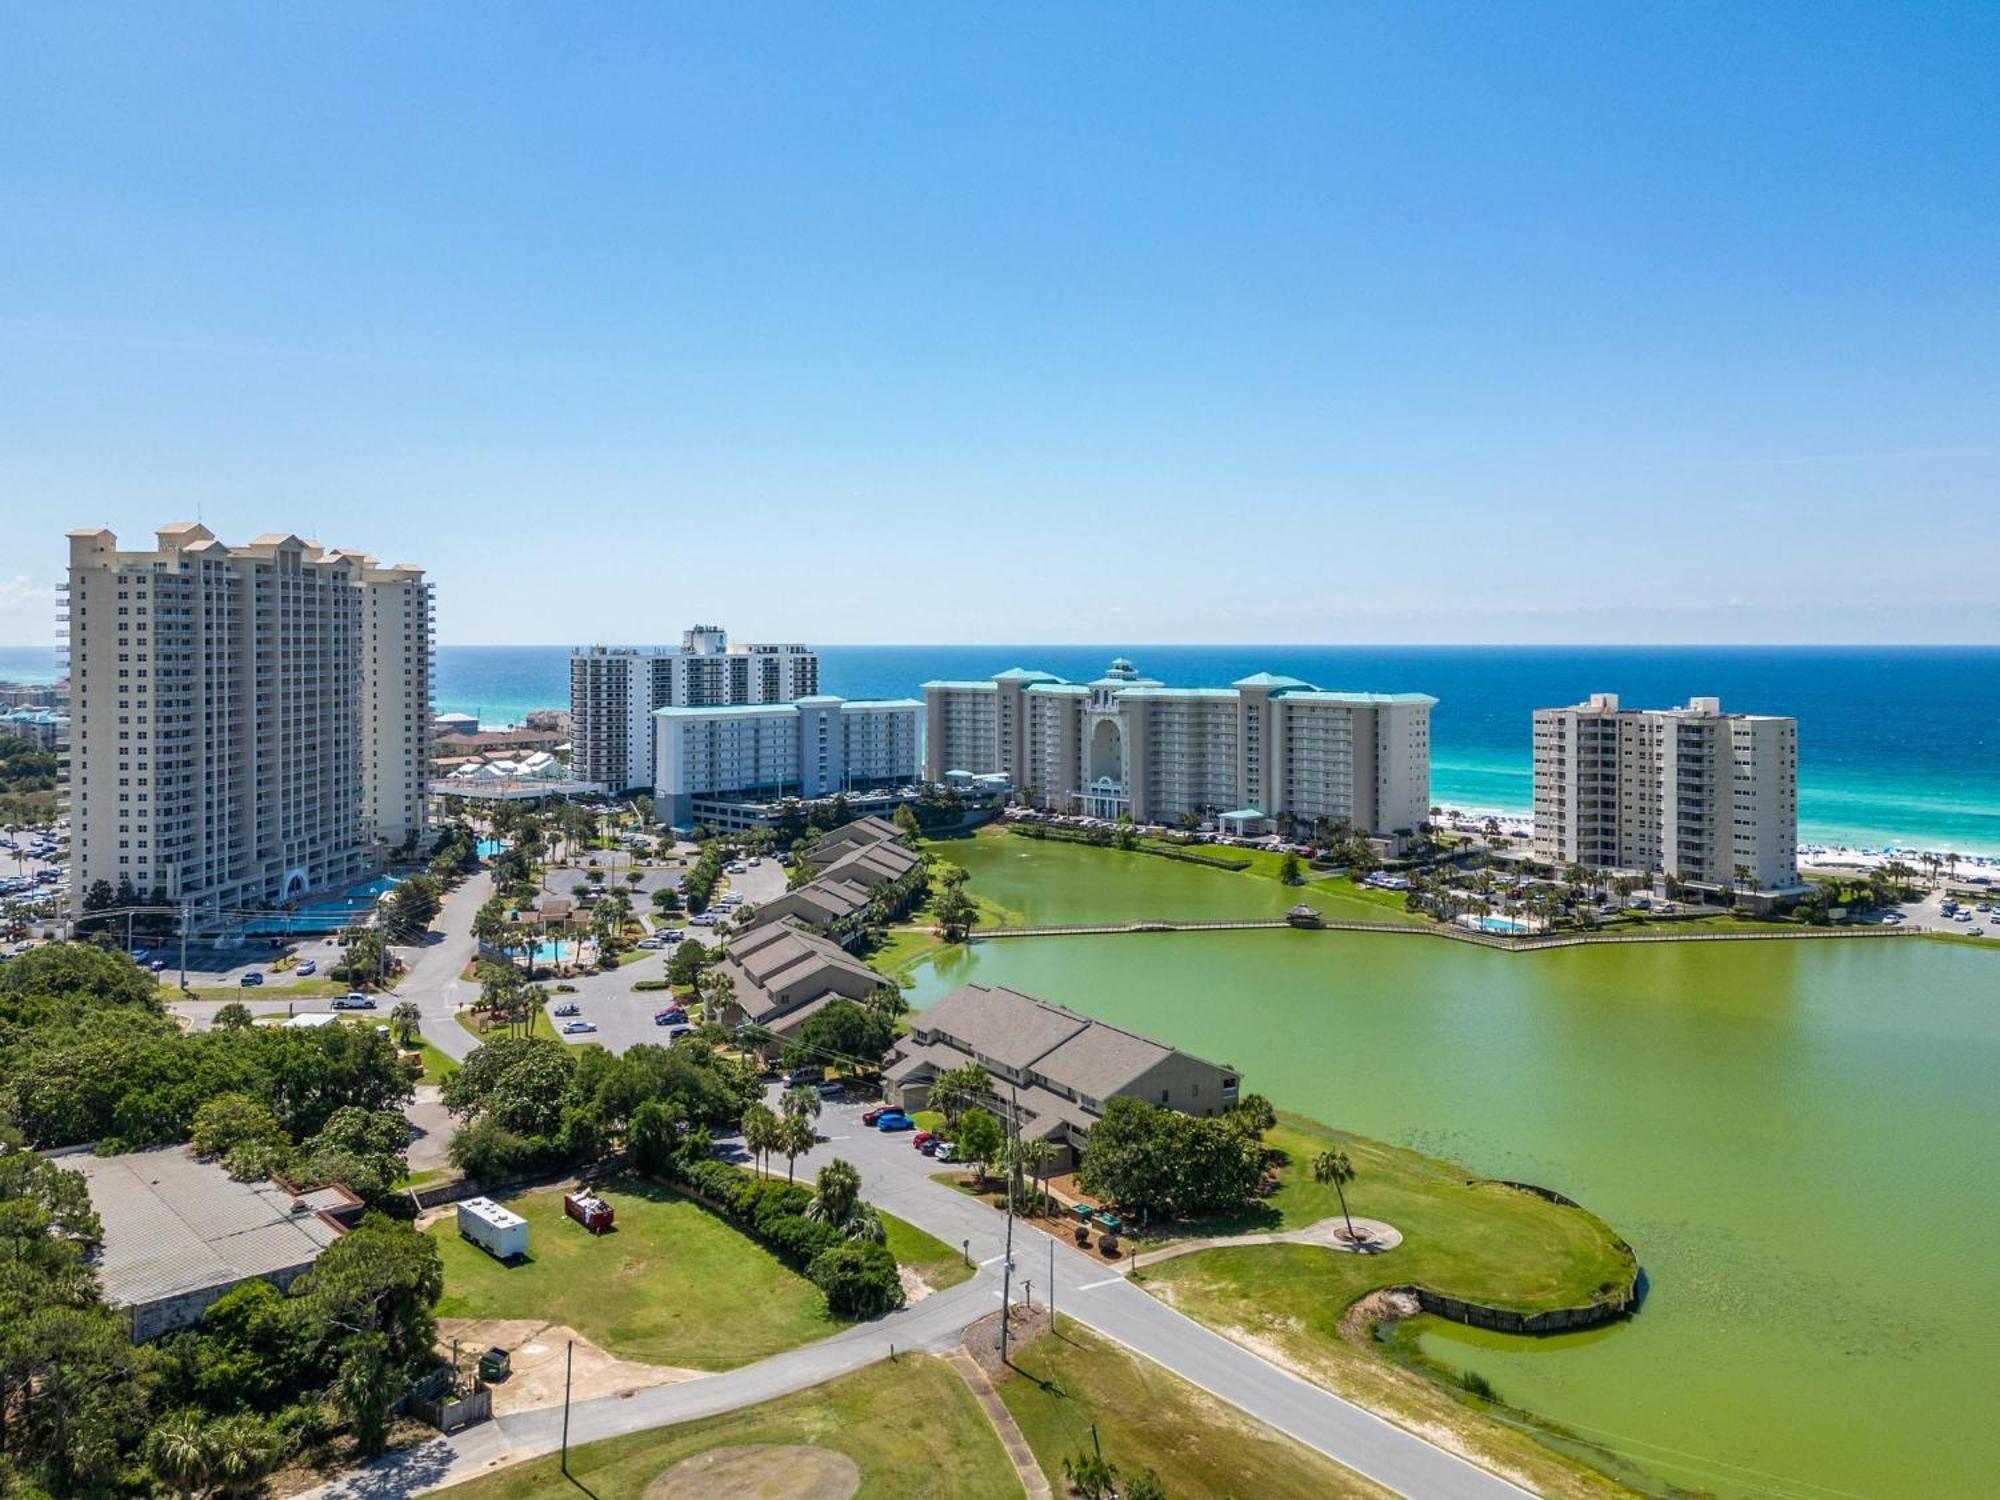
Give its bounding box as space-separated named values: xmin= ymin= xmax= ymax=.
xmin=875 ymin=1112 xmax=914 ymax=1132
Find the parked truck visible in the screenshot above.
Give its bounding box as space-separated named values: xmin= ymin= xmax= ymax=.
xmin=457 ymin=1197 xmax=529 ymax=1260
xmin=563 ymin=1191 xmax=614 ymax=1234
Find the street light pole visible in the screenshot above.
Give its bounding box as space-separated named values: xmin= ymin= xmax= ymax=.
xmin=560 ymin=1339 xmax=573 ymax=1474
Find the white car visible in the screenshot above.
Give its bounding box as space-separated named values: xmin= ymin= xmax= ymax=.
xmin=334 ymin=992 xmax=376 ymax=1010
xmin=561 ymin=1019 xmax=598 ymax=1034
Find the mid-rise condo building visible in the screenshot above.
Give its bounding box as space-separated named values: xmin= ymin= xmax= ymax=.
xmin=653 ymin=695 xmax=921 ymax=829
xmin=1531 ymin=693 xmax=1799 ymax=892
xmin=63 ymin=525 xmax=432 ymax=914
xmin=922 ymin=658 xmax=1434 ymax=837
xmin=570 ymin=627 xmax=818 ymax=793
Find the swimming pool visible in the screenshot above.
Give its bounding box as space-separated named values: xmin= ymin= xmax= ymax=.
xmin=477 ymin=839 xmax=507 ymax=859
xmin=1476 ymin=915 xmax=1534 ymax=935
xmin=240 ymin=876 xmax=400 ymax=935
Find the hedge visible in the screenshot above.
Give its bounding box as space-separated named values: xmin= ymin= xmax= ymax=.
xmin=669 ymin=1158 xmax=903 ymax=1316
xmin=632 ymin=978 xmax=673 ymax=992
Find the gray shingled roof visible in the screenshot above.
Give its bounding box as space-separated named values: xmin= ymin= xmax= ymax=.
xmin=65 ymin=1147 xmax=342 ymax=1310
xmin=911 ymin=985 xmax=1090 ymax=1072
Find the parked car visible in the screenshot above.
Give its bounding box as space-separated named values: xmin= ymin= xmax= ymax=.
xmin=239 ymin=971 xmax=264 ymax=986
xmin=637 ymin=937 xmax=663 ymax=950
xmin=918 ymin=1137 xmax=940 ymax=1155
xmin=933 ymin=1141 xmax=958 ymax=1162
xmin=553 ymin=1002 xmax=581 ymax=1017
xmin=912 ymin=1130 xmax=936 ymax=1148
xmin=861 ymin=1106 xmax=889 ymax=1125
xmin=561 ymin=1019 xmax=598 ymax=1034
xmin=149 ymin=958 xmax=168 ymax=972
xmin=786 ymin=1066 xmax=822 ymax=1087
xmin=815 ymin=1078 xmax=844 ymax=1097
xmin=875 ymin=1112 xmax=914 ymax=1132
xmin=653 ymin=1009 xmax=687 ymax=1025
xmin=295 ymin=959 xmax=316 ymax=976
xmin=334 ymin=992 xmax=376 ymax=1010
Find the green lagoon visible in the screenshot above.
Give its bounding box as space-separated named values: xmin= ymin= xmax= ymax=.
xmin=910 ymin=835 xmax=2000 ymax=1499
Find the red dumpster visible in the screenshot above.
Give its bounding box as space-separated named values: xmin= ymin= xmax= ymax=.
xmin=564 ymin=1192 xmax=614 ymax=1233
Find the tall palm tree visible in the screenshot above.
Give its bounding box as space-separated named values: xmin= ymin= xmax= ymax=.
xmin=782 ymin=1083 xmax=823 ymax=1122
xmin=739 ymin=1102 xmax=775 ymax=1173
xmin=1312 ymin=1148 xmax=1359 ymax=1240
xmin=929 ymin=1063 xmax=990 ymax=1124
xmin=777 ymin=1111 xmax=818 ymax=1184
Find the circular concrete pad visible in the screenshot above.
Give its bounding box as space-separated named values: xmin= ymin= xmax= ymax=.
xmin=645 ymin=1443 xmax=860 ymax=1500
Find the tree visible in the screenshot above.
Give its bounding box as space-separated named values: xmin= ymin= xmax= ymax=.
xmin=1278 ymin=852 xmax=1301 ymax=885
xmin=892 ymin=803 xmax=922 ymax=839
xmin=1312 ymin=1147 xmax=1359 ymax=1240
xmin=331 ymin=1331 xmax=399 ymax=1457
xmin=1064 ymin=1450 xmax=1120 ymax=1500
xmin=953 ymin=1107 xmax=1004 ymax=1184
xmin=805 ymin=1157 xmax=884 ymax=1242
xmin=929 ymin=1063 xmax=990 ymax=1124
xmin=1125 ymin=1468 xmax=1170 ymax=1500
xmin=191 ymin=1092 xmax=288 ymax=1166
xmin=805 ymin=1241 xmax=904 ymax=1316
xmin=1075 ymin=1097 xmax=1264 ymax=1220
xmin=783 ymin=999 xmax=897 ymax=1076
xmin=389 ymin=1000 xmax=422 ymax=1049
xmin=741 ymin=1102 xmax=779 ymax=1175
xmin=212 ymin=1001 xmax=254 ymax=1031
xmin=1226 ymin=1092 xmax=1277 ymax=1140
xmin=782 ymin=1082 xmax=823 ymax=1122
xmin=146 ymin=1409 xmax=212 ymax=1500
xmin=776 ymin=1110 xmax=818 ymax=1185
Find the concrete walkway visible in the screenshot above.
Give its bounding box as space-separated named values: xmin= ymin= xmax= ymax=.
xmin=944 ymin=1348 xmax=1052 ymax=1500
xmin=1130 ymin=1214 xmax=1403 ymax=1273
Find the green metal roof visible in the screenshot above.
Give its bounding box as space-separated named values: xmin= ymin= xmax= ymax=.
xmin=1273 ymin=689 xmax=1438 ymax=706
xmin=920 ymin=680 xmax=998 ymax=692
xmin=1114 ymin=686 xmax=1238 ymax=699
xmin=1232 ymin=672 xmax=1314 ymax=690
xmin=993 ymin=667 xmax=1065 ymax=683
xmin=1024 ymin=683 xmax=1090 ymax=695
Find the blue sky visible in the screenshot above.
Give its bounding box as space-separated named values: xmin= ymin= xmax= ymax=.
xmin=1 ymin=3 xmax=1994 ymax=645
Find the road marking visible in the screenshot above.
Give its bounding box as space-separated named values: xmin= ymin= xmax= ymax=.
xmin=979 ymin=1254 xmax=1006 ymax=1266
xmin=1075 ymin=1276 xmax=1123 ymax=1290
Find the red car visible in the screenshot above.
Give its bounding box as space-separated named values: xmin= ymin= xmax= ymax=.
xmin=861 ymin=1107 xmax=888 ymax=1126
xmin=912 ymin=1130 xmax=936 ymax=1149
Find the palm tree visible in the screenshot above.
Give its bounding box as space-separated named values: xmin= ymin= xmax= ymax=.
xmin=777 ymin=1111 xmax=818 ymax=1184
xmin=204 ymin=1414 xmax=278 ymax=1498
xmin=804 ymin=1157 xmax=884 ymax=1241
xmin=389 ymin=1000 xmax=422 ymax=1049
xmin=146 ymin=1409 xmax=211 ymax=1500
xmin=741 ymin=1102 xmax=778 ymax=1174
xmin=782 ymin=1083 xmax=822 ymax=1122
xmin=929 ymin=1063 xmax=990 ymax=1124
xmin=1312 ymin=1148 xmax=1359 ymax=1240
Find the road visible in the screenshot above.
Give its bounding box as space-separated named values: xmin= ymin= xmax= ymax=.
xmin=301 ymin=864 xmax=1527 ymax=1499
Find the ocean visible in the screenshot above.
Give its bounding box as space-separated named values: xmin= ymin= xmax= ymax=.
xmin=6 ymin=643 xmax=1997 ymax=854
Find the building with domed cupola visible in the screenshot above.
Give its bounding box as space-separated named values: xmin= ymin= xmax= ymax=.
xmin=921 ymin=657 xmax=1434 ymax=839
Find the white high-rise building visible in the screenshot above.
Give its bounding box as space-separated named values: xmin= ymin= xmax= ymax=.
xmin=62 ymin=525 xmax=432 ymax=914
xmin=569 ymin=627 xmax=818 ymax=793
xmin=923 ymin=658 xmax=1434 ymax=839
xmin=653 ymin=696 xmax=922 ymax=828
xmin=1531 ymin=693 xmax=1800 ymax=892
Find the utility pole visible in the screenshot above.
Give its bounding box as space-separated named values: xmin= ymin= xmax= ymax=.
xmin=1000 ymin=1079 xmax=1021 ymax=1366
xmin=560 ymin=1339 xmax=573 ymax=1474
xmin=1049 ymin=1233 xmax=1056 ymax=1330
xmin=178 ymin=902 xmax=190 ymax=991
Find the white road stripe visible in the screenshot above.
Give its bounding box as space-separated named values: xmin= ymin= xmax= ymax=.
xmin=1075 ymin=1276 xmax=1124 ymax=1290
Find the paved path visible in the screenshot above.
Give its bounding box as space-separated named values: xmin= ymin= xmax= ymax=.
xmin=1130 ymin=1213 xmax=1403 ymax=1272
xmin=944 ymin=1347 xmax=1049 ymax=1499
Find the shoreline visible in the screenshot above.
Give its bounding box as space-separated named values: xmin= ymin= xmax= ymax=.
xmin=1429 ymin=801 xmax=2000 ymax=873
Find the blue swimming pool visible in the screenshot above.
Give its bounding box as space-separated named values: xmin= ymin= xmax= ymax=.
xmin=240 ymin=876 xmax=400 ymax=935
xmin=477 ymin=839 xmax=507 ymax=859
xmin=1476 ymin=915 xmax=1534 ymax=935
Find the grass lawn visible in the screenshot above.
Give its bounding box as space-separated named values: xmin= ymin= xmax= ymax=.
xmin=1001 ymin=1321 xmax=1393 ymax=1499
xmin=880 ymin=1210 xmax=974 ymax=1292
xmin=454 ymin=1007 xmax=559 ymax=1044
xmin=167 ymin=978 xmax=349 ymax=1001
xmin=430 ymin=1354 xmax=1019 ymax=1500
xmin=429 ymin=1177 xmax=837 ymax=1369
xmin=408 ymin=1035 xmax=461 ymax=1083
xmin=1139 ymin=1116 xmax=1638 ymax=1499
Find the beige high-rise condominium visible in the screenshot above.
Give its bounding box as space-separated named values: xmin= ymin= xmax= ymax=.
xmin=923 ymin=658 xmax=1434 ymax=839
xmin=62 ymin=525 xmax=432 ymax=915
xmin=1531 ymin=693 xmax=1799 ymax=893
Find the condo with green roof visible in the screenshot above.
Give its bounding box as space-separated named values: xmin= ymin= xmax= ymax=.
xmin=921 ymin=658 xmax=1435 ymax=840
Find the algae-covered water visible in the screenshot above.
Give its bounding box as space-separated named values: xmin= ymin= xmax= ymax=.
xmin=911 ymin=837 xmax=2000 ymax=1499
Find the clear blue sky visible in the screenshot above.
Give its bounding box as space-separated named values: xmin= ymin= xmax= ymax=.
xmin=1 ymin=3 xmax=1994 ymax=645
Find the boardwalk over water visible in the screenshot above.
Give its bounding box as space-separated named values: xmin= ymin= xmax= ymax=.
xmin=971 ymin=916 xmax=1918 ymax=953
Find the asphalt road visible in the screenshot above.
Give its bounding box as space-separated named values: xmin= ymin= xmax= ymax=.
xmin=299 ymin=863 xmax=1527 ymax=1499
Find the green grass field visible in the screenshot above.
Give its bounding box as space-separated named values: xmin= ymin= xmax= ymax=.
xmin=430 ymin=1177 xmax=837 ymax=1369
xmin=429 ymin=1355 xmax=1019 ymax=1500
xmin=1001 ymin=1321 xmax=1393 ymax=1499
xmin=454 ymin=1007 xmax=560 ymax=1044
xmin=167 ymin=977 xmax=349 ymax=1002
xmin=880 ymin=1210 xmax=973 ymax=1292
xmin=1138 ymin=1116 xmax=1638 ymax=1500
xmin=408 ymin=1035 xmax=461 ymax=1083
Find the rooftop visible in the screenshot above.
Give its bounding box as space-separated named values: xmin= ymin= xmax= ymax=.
xmin=64 ymin=1146 xmax=344 ymax=1310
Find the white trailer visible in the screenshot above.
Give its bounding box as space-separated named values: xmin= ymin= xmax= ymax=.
xmin=456 ymin=1197 xmax=529 ymax=1260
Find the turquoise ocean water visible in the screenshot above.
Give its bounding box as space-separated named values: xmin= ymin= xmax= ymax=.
xmin=6 ymin=643 xmax=1996 ymax=853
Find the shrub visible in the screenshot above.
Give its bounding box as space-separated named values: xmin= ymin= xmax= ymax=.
xmin=807 ymin=1241 xmax=905 ymax=1317
xmin=1457 ymin=1368 xmax=1499 ymax=1402
xmin=632 ymin=978 xmax=673 ymax=992
xmin=766 ymin=1213 xmax=843 ymax=1269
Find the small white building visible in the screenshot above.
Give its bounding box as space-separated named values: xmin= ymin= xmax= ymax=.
xmin=456 ymin=1197 xmax=529 ymax=1260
